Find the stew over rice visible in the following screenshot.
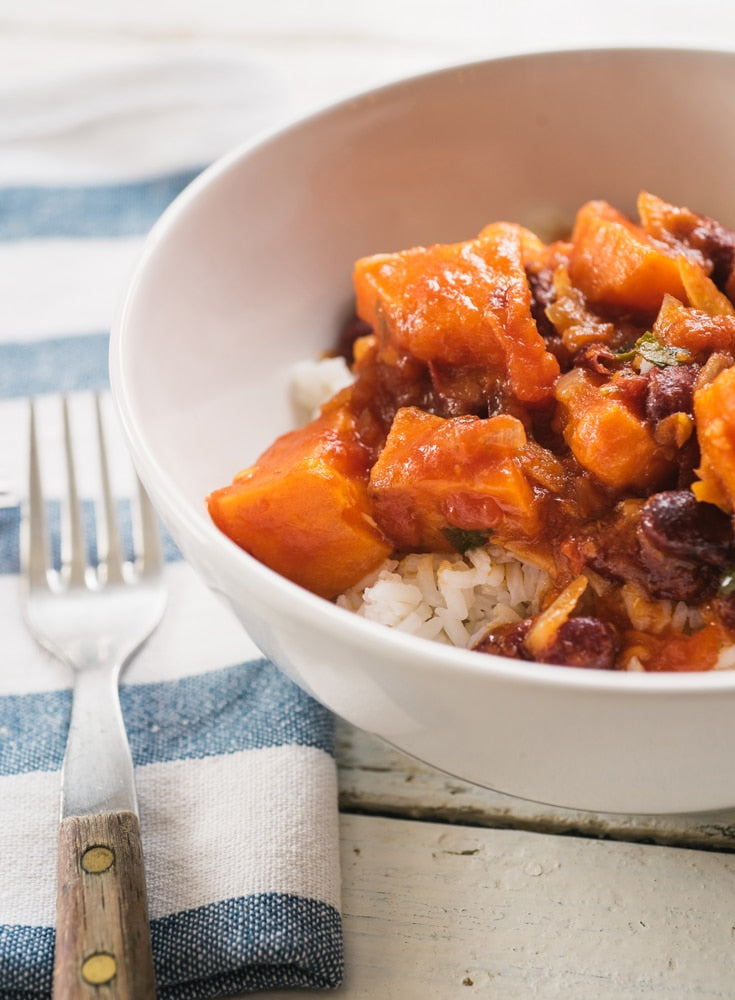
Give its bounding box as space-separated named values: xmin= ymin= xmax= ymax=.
xmin=207 ymin=192 xmax=735 ymax=671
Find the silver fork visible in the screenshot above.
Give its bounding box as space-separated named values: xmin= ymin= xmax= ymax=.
xmin=21 ymin=394 xmax=166 ymax=999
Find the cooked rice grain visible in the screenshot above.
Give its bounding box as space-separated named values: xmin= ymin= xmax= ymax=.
xmin=337 ymin=546 xmax=550 ymax=648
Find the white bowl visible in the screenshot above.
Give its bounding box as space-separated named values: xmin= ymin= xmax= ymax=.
xmin=111 ymin=47 xmax=735 ymax=815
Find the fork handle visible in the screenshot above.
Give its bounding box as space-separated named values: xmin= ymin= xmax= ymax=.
xmin=53 ymin=811 xmax=157 ymax=999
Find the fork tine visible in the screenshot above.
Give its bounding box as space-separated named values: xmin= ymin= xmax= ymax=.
xmin=95 ymin=390 xmax=162 ymax=580
xmin=94 ymin=393 xmax=125 ymax=584
xmin=24 ymin=399 xmax=50 ymax=589
xmin=61 ymin=396 xmax=88 ymax=588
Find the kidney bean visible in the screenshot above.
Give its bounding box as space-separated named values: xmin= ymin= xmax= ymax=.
xmin=639 ymin=490 xmax=733 ymax=569
xmin=645 ymin=364 xmax=698 ymax=422
xmin=335 ymin=312 xmax=373 ymax=361
xmin=475 ymin=615 xmax=618 ymax=670
xmin=577 ymin=495 xmax=723 ymax=603
xmin=532 ymin=616 xmax=618 ymax=670
xmin=474 ymin=619 xmax=532 ymax=659
xmin=636 ymin=533 xmax=717 ymax=602
xmin=682 ymin=217 xmax=735 ymax=290
xmin=526 ymin=266 xmax=558 ymax=343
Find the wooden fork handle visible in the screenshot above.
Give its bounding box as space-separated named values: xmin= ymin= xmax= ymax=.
xmin=53 ymin=811 xmax=157 ymax=999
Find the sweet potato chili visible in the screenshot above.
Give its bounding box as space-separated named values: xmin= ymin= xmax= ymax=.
xmin=207 ymin=192 xmax=735 ymax=671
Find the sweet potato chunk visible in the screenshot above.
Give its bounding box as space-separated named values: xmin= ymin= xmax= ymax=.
xmin=554 ymin=368 xmax=674 ymax=492
xmin=653 ymin=293 xmax=735 ymax=359
xmin=353 ymin=222 xmax=559 ymax=406
xmin=368 ymin=408 xmax=542 ymax=551
xmin=693 ymin=364 xmax=735 ymax=512
xmin=677 ymin=256 xmax=735 ymax=317
xmin=207 ymin=406 xmax=392 ymax=598
xmin=569 ymin=199 xmax=687 ymax=313
xmin=638 ymin=189 xmax=735 ymax=295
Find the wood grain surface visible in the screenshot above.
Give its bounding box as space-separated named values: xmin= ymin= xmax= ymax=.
xmin=53 ymin=811 xmax=156 ymax=999
xmin=336 ymin=721 xmax=735 ymax=851
xmin=250 ymin=811 xmax=735 ymax=999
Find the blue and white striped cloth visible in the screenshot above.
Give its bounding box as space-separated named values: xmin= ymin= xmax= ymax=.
xmin=0 ymin=52 xmax=343 ymax=999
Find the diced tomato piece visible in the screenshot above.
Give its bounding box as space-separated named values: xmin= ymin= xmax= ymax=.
xmin=644 ymin=622 xmax=729 ymax=672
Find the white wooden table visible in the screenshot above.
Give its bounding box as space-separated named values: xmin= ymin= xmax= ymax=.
xmin=5 ymin=4 xmax=735 ymax=996
xmin=317 ymin=721 xmax=735 ymax=998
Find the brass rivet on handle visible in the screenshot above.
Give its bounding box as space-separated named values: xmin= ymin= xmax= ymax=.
xmin=81 ymin=952 xmax=117 ymax=985
xmin=81 ymin=845 xmax=115 ymax=873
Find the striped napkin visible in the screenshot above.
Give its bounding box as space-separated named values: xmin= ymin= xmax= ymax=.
xmin=0 ymin=51 xmax=343 ymax=999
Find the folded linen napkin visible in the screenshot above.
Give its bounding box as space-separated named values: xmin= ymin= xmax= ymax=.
xmin=0 ymin=51 xmax=343 ymax=1000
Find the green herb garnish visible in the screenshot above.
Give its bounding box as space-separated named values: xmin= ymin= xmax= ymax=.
xmin=442 ymin=527 xmax=489 ymax=554
xmin=616 ymin=331 xmax=692 ymax=368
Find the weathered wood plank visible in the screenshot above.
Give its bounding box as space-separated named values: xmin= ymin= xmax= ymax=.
xmin=336 ymin=719 xmax=735 ymax=852
xmin=247 ymin=812 xmax=735 ymax=999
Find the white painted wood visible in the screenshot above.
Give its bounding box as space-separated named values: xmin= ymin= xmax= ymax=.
xmin=248 ymin=812 xmax=735 ymax=999
xmin=337 ymin=720 xmax=735 ymax=851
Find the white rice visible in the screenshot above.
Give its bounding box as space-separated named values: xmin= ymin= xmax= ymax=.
xmin=289 ymin=355 xmax=354 ymax=423
xmin=336 ymin=546 xmax=550 ymax=648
